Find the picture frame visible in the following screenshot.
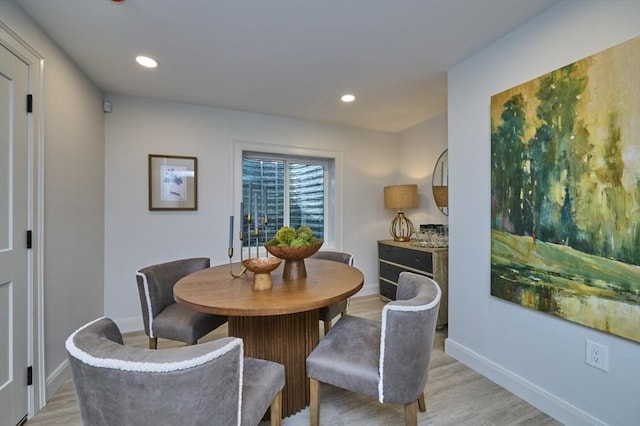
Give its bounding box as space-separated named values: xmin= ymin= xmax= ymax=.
xmin=148 ymin=154 xmax=198 ymax=211
xmin=489 ymin=36 xmax=640 ymax=342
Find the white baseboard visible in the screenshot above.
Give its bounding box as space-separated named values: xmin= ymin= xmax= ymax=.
xmin=45 ymin=359 xmax=70 ymax=402
xmin=355 ymin=282 xmax=378 ymax=297
xmin=113 ymin=283 xmax=380 ymax=333
xmin=111 ymin=283 xmax=379 ymax=334
xmin=444 ymin=338 xmax=605 ymax=426
xmin=44 ymin=317 xmax=147 ymax=404
xmin=42 ymin=284 xmax=381 ymax=407
xmin=115 ymin=315 xmax=144 ymax=334
xmin=44 ymin=318 xmax=143 ymax=404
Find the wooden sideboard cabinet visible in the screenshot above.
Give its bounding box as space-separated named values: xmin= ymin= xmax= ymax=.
xmin=378 ymin=240 xmax=448 ymax=328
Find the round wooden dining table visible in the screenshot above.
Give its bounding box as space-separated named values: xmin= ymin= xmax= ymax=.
xmin=173 ymin=257 xmax=364 ymax=418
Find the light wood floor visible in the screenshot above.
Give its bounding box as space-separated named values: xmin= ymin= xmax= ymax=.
xmin=26 ymin=295 xmax=561 ymax=426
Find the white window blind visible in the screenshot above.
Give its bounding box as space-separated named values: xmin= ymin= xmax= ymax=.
xmin=242 ymin=152 xmax=331 ymax=246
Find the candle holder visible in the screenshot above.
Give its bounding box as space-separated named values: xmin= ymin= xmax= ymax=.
xmin=229 ymin=232 xmax=247 ymax=278
xmin=230 ymin=187 xmax=271 ymax=277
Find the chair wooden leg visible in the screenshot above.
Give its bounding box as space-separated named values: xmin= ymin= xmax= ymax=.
xmin=404 ymin=399 xmax=418 ymax=426
xmin=149 ymin=337 xmax=157 ymax=349
xmin=418 ymin=392 xmax=426 ymax=412
xmin=270 ymin=391 xmax=282 ymax=426
xmin=310 ymin=378 xmax=320 ymax=426
xmin=323 ymin=320 xmax=332 ymax=335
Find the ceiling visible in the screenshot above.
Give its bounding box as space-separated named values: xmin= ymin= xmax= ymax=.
xmin=14 ymin=0 xmax=561 ymax=133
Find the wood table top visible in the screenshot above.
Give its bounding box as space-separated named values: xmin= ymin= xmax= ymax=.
xmin=174 ymin=258 xmax=364 ymax=316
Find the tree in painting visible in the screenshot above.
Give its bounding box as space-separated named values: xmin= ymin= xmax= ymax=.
xmin=490 ymin=36 xmax=640 ymax=342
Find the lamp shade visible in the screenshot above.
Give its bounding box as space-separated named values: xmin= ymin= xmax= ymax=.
xmin=384 ymin=184 xmax=418 ymax=209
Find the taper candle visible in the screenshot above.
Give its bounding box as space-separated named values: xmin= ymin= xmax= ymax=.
xmin=262 ymin=185 xmax=267 ymax=218
xmin=228 ymin=216 xmax=234 ymax=248
xmin=240 ymin=202 xmax=244 ymax=232
xmin=247 ymin=184 xmax=252 ymax=230
xmin=254 ymin=193 xmax=258 ymax=229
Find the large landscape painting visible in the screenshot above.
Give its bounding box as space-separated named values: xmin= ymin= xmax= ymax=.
xmin=490 ymin=36 xmax=640 ymax=342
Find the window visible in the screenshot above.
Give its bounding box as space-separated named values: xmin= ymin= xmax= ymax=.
xmin=242 ymin=152 xmax=332 ymax=246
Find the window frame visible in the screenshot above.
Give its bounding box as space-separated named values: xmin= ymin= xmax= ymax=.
xmin=242 ymin=152 xmax=329 ymax=237
xmin=233 ymin=140 xmax=343 ymax=250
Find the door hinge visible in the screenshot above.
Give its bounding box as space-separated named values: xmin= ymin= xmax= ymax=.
xmin=26 ymin=230 xmax=32 ymax=249
xmin=27 ymin=94 xmax=33 ymax=114
xmin=27 ymin=366 xmax=33 ymax=386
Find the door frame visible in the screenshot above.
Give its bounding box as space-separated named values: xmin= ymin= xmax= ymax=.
xmin=0 ymin=22 xmax=45 ymax=417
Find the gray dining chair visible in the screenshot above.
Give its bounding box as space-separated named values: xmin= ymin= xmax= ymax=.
xmin=135 ymin=257 xmax=227 ymax=349
xmin=66 ymin=317 xmax=285 ymax=426
xmin=309 ymin=250 xmax=354 ymax=334
xmin=306 ymin=272 xmax=441 ymax=426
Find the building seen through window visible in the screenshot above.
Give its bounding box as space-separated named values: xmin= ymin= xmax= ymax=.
xmin=242 ymin=152 xmax=331 ymax=247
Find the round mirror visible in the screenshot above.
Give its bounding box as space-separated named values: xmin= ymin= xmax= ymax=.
xmin=432 ymin=149 xmax=448 ymax=216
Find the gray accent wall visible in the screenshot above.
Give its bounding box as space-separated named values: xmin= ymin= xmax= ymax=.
xmin=447 ymin=1 xmax=639 ymax=425
xmin=2 ymin=0 xmax=105 ymax=403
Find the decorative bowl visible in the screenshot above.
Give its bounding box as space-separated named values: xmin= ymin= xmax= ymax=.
xmin=242 ymin=257 xmax=282 ymax=290
xmin=264 ymin=241 xmax=324 ymax=261
xmin=264 ymin=241 xmax=323 ymax=280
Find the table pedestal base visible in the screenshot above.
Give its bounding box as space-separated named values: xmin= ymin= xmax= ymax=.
xmin=229 ymin=310 xmax=320 ymax=418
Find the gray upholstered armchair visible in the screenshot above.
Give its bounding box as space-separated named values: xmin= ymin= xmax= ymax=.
xmin=135 ymin=257 xmax=227 ymax=349
xmin=309 ymin=250 xmax=354 ymax=334
xmin=306 ymin=272 xmax=441 ymax=426
xmin=66 ymin=317 xmax=285 ymax=426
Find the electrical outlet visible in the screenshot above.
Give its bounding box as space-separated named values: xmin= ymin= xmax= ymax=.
xmin=585 ymin=340 xmax=608 ymax=372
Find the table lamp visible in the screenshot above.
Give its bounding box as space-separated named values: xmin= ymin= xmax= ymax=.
xmin=384 ymin=184 xmax=418 ymax=242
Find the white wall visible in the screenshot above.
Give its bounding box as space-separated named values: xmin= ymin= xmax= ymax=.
xmin=447 ymin=1 xmax=640 ymax=425
xmin=4 ymin=1 xmax=449 ymax=410
xmin=1 ymin=0 xmax=105 ymax=402
xmin=399 ymin=112 xmax=449 ymax=227
xmin=104 ymin=95 xmax=401 ymax=328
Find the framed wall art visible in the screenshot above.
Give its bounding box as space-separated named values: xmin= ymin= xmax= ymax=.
xmin=148 ymin=154 xmax=198 ymax=211
xmin=490 ymin=36 xmax=639 ymax=342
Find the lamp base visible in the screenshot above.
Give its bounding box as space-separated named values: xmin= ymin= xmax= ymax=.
xmin=390 ymin=211 xmax=414 ymax=242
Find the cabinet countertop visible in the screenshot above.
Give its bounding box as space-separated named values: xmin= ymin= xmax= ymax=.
xmin=377 ymin=239 xmax=448 ymax=253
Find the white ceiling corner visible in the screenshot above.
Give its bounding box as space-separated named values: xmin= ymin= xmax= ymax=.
xmin=13 ymin=0 xmax=561 ymax=133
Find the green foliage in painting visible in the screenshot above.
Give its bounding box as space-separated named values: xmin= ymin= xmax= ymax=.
xmin=491 ymin=64 xmax=639 ymax=265
xmin=490 ymin=36 xmax=640 ymax=342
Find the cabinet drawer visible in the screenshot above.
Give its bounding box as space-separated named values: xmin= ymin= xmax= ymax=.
xmin=379 ymin=262 xmax=429 ymax=283
xmin=379 ymin=262 xmax=403 ymax=282
xmin=379 ymin=279 xmax=397 ymax=300
xmin=378 ymin=243 xmax=433 ymax=272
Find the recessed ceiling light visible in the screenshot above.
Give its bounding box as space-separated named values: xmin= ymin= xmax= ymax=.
xmin=341 ymin=94 xmax=356 ymax=103
xmin=135 ymin=55 xmax=158 ymax=69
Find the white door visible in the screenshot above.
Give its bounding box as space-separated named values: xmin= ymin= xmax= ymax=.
xmin=0 ymin=43 xmax=30 ymax=426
